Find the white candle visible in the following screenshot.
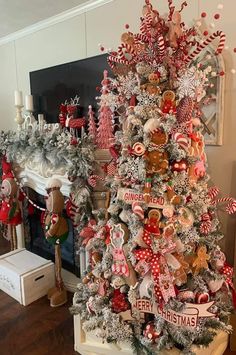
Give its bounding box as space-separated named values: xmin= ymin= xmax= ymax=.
xmin=14 ymin=90 xmax=23 ymax=106
xmin=38 ymin=114 xmax=44 ymax=123
xmin=25 ymin=95 xmax=34 ymax=111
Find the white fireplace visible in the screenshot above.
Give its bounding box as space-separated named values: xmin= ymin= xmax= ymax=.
xmin=14 ymin=149 xmax=110 ymax=292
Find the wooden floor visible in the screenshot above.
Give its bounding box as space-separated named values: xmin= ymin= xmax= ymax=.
xmin=0 ymin=236 xmax=235 ymax=355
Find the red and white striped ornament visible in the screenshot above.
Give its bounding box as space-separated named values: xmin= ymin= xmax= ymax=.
xmin=132 ymin=201 xmax=144 ymax=220
xmin=200 ymin=220 xmax=212 ymax=235
xmin=172 ymin=132 xmax=189 ymax=151
xmin=87 ymin=175 xmax=105 ymax=188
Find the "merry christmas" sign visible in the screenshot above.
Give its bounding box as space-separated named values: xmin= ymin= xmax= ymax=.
xmin=132 ymin=299 xmax=215 ymax=329
xmin=117 ymin=188 xmax=165 ymax=208
xmin=121 ymin=299 xmax=215 ymax=329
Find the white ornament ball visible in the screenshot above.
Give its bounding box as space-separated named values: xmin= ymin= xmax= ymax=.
xmin=196 ymin=21 xmax=202 ymax=27
xmin=217 ymin=4 xmax=224 ymax=10
xmin=211 ymin=72 xmax=217 ymax=77
xmin=231 ymin=69 xmax=236 ymax=74
xmin=210 ymin=23 xmax=216 ymax=29
xmin=225 ymin=46 xmax=229 ymax=50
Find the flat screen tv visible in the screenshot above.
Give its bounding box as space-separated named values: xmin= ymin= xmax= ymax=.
xmin=30 ymin=54 xmax=111 ymax=123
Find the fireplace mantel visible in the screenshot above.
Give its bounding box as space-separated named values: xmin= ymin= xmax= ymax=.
xmin=17 ymin=167 xmax=72 ymax=197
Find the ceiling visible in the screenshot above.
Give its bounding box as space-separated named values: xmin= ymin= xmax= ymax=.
xmin=0 ymin=0 xmax=89 ymax=38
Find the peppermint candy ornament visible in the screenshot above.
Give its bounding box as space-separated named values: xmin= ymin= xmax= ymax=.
xmin=132 ymin=142 xmax=146 ymax=156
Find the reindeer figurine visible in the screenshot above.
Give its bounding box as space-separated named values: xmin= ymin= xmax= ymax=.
xmin=64 ymin=96 xmax=86 ymax=138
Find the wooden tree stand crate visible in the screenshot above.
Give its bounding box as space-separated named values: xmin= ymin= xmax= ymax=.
xmin=0 ymin=248 xmax=54 ymax=305
xmin=74 ymin=315 xmax=229 ymax=355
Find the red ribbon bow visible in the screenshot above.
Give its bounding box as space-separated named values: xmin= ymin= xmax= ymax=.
xmin=134 ymin=231 xmax=175 ymax=302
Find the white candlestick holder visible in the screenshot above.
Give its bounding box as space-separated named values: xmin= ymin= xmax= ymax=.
xmin=15 ymin=105 xmax=25 ymax=130
xmin=24 ymin=110 xmax=37 ymax=131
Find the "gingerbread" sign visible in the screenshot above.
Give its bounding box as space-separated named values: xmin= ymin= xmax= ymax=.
xmin=117 ymin=188 xmax=165 ymax=208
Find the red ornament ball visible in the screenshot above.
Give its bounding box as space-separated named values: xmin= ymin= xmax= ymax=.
xmin=214 ymin=13 xmax=220 ymax=20
xmin=100 ymin=46 xmax=105 ymax=52
xmin=143 ymin=322 xmax=161 ymax=343
xmin=201 ymin=12 xmax=207 ymax=18
xmin=195 ymin=292 xmax=210 ymax=304
xmin=203 ymin=30 xmax=209 ymax=36
xmin=125 ymin=24 xmax=130 ymax=29
xmin=234 ymin=48 xmax=236 ymax=53
xmin=219 ymin=71 xmax=225 ymax=76
xmin=171 ymin=160 xmax=188 ymax=172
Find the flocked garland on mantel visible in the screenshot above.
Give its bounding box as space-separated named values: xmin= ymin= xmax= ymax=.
xmin=0 ymin=128 xmax=97 ymax=267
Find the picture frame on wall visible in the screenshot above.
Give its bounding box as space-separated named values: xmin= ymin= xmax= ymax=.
xmin=200 ymin=48 xmax=225 ymax=146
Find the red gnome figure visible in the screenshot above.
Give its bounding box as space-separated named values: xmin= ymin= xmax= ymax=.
xmin=43 ymin=178 xmax=69 ymax=307
xmin=0 ymin=157 xmax=22 ymax=250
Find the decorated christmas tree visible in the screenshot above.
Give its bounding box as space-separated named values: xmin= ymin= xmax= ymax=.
xmin=71 ymin=1 xmax=236 ymax=353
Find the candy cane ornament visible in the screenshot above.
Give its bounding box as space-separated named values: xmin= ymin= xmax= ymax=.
xmin=117 ymin=43 xmax=135 ymax=64
xmin=157 ymin=35 xmax=165 ymax=57
xmin=185 ymin=31 xmax=226 ymax=64
xmin=212 ymin=197 xmax=236 ymax=215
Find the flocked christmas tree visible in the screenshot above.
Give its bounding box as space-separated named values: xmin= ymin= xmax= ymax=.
xmin=71 ymin=1 xmax=236 ymax=353
xmin=96 ymin=69 xmax=115 ymax=149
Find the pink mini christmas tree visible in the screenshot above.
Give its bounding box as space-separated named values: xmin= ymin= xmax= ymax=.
xmin=88 ymin=105 xmax=97 ymax=144
xmin=96 ymin=70 xmax=114 ymax=149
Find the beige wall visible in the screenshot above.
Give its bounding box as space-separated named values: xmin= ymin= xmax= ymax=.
xmin=0 ymin=0 xmax=235 ymax=262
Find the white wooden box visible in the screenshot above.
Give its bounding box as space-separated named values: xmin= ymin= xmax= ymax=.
xmin=0 ymin=248 xmax=54 ymax=306
xmin=74 ymin=315 xmax=229 ymax=355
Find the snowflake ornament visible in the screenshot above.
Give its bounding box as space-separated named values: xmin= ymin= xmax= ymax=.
xmin=118 ymin=156 xmax=146 ymax=182
xmin=118 ymin=72 xmax=139 ymax=99
xmin=137 ymin=91 xmax=160 ymax=107
xmin=177 ymin=67 xmax=201 ymax=99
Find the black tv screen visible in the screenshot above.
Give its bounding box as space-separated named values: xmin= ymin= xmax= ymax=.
xmin=30 ymin=54 xmax=111 ymax=123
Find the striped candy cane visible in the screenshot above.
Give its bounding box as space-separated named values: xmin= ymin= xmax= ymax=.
xmin=107 ymin=55 xmax=128 ymax=69
xmin=157 ymin=35 xmax=165 ymax=57
xmin=134 ymin=33 xmax=149 ymax=43
xmin=117 ymin=43 xmax=135 ymax=64
xmin=208 ymin=186 xmax=220 ymax=200
xmin=213 ymin=197 xmax=236 ymax=215
xmin=185 ymin=31 xmax=226 ymax=64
